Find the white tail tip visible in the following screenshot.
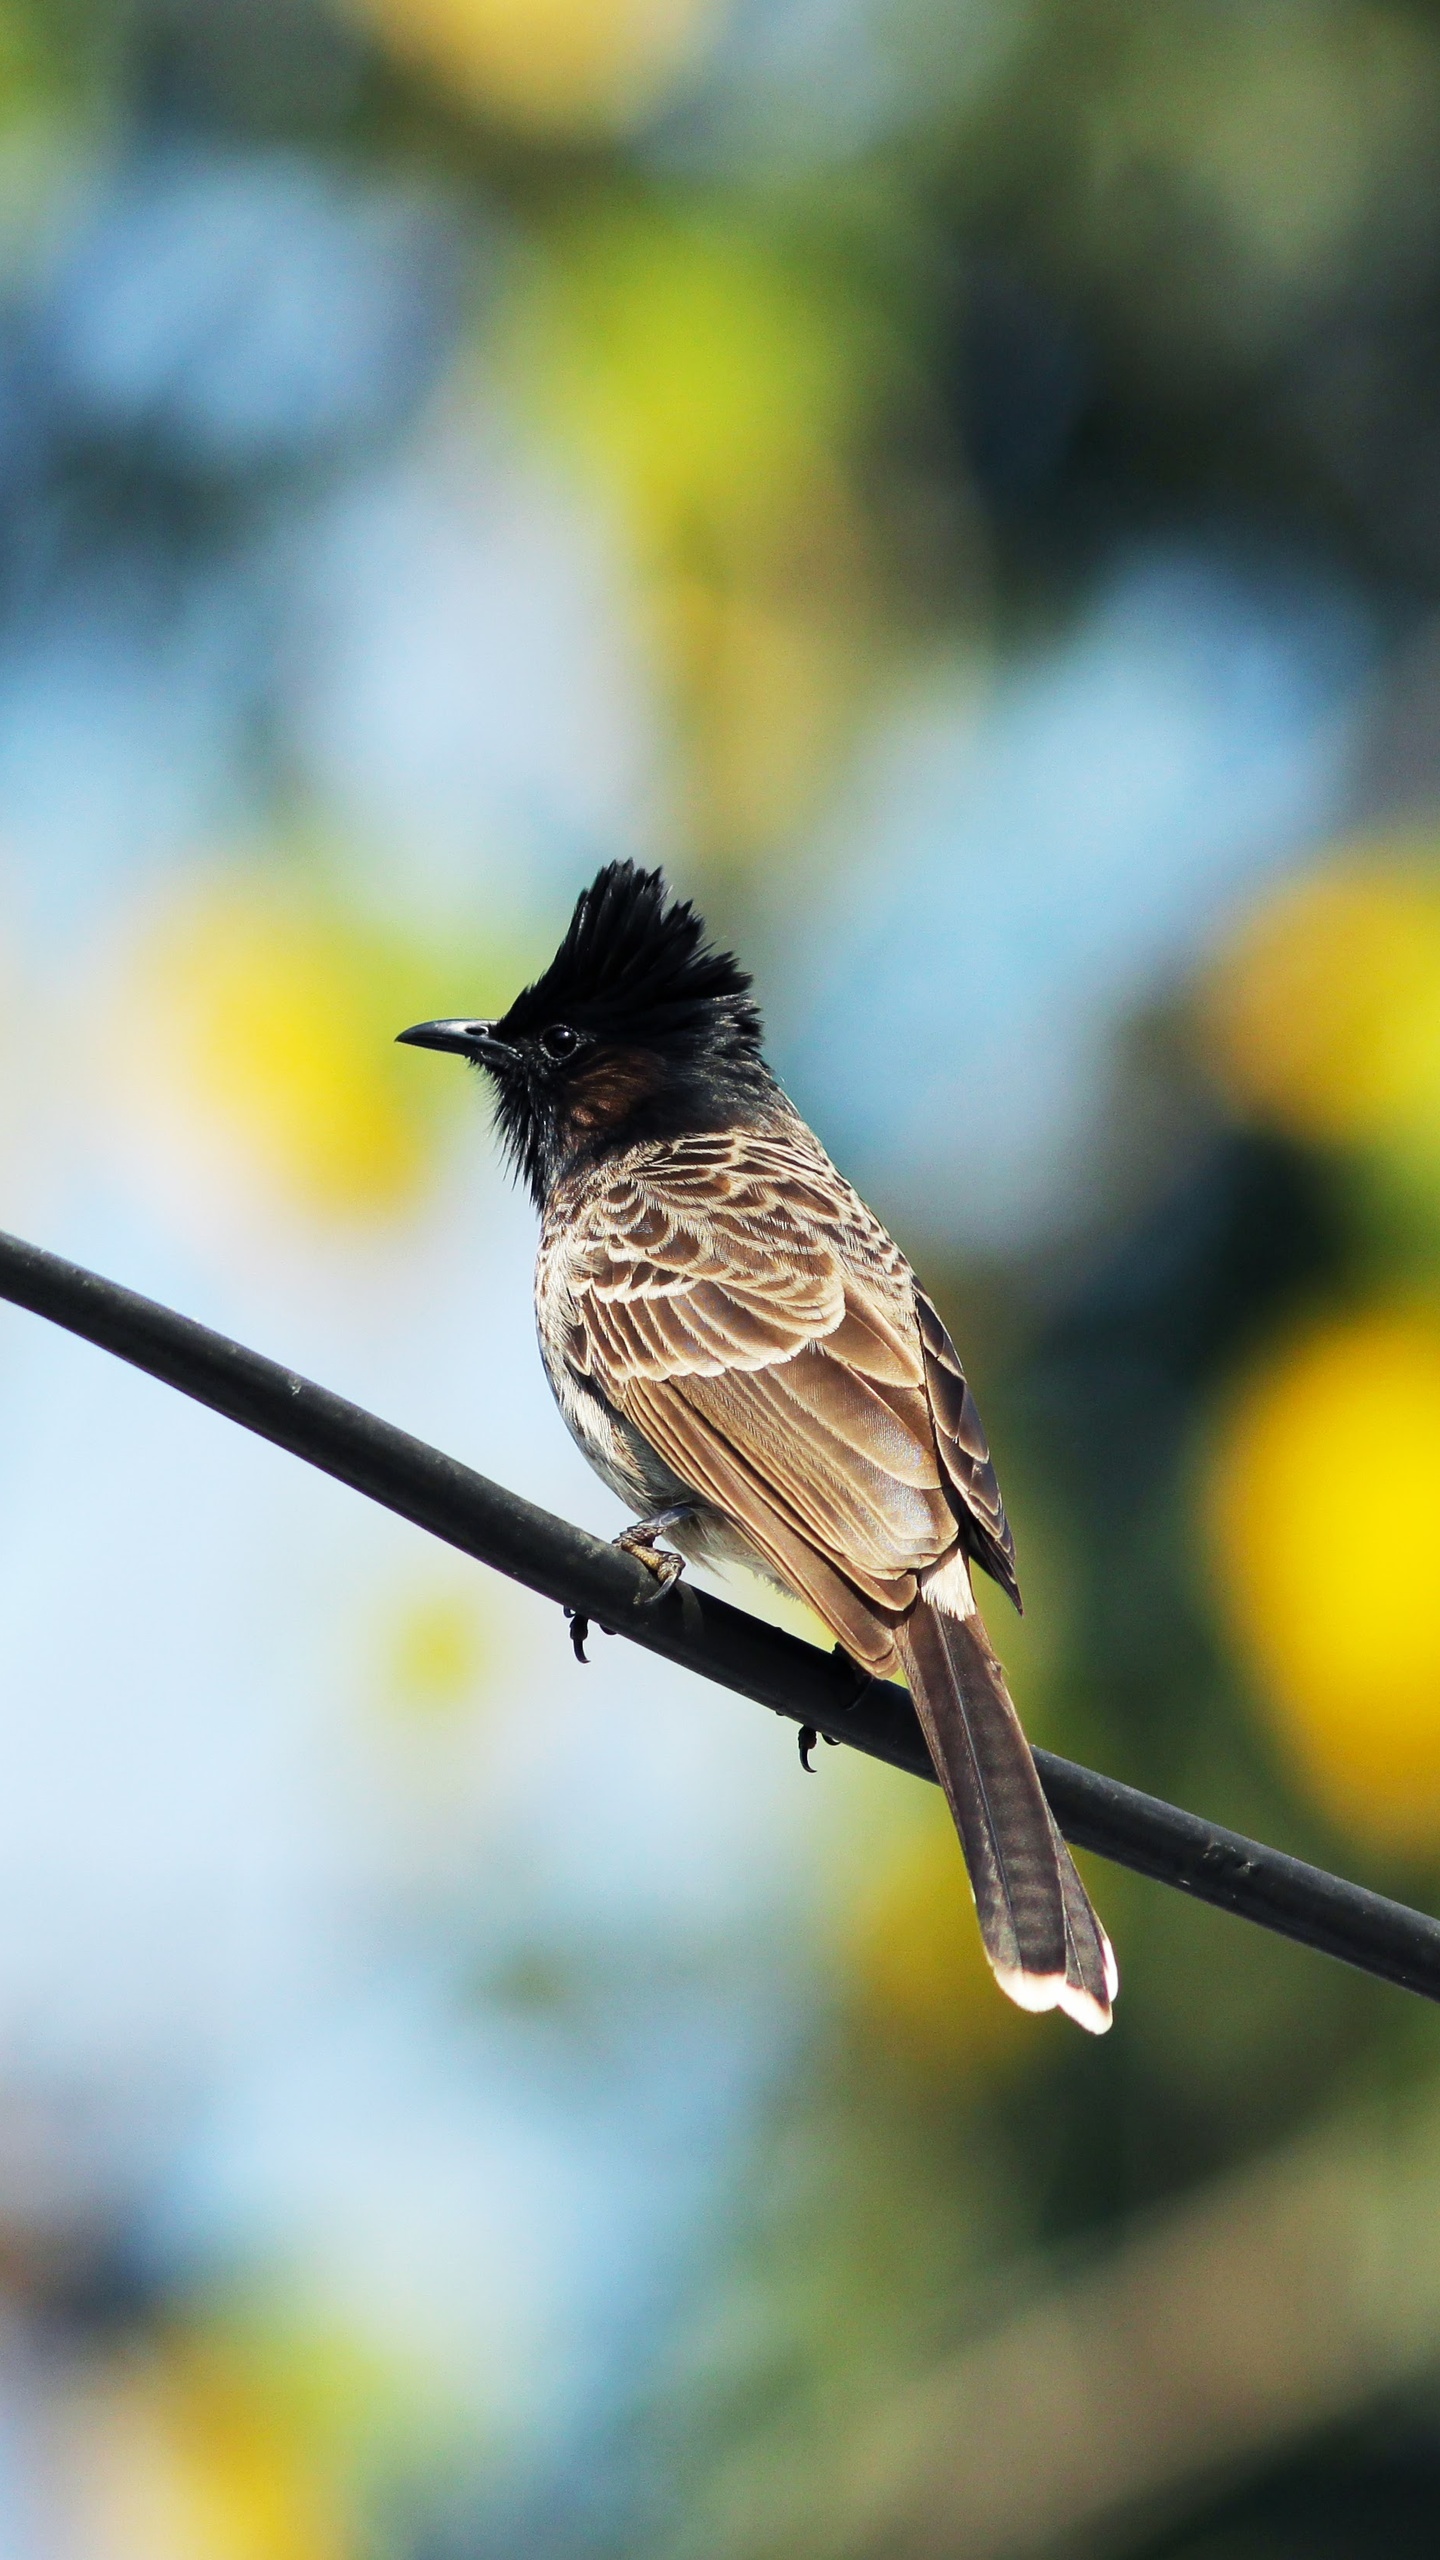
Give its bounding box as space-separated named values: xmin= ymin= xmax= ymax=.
xmin=994 ymin=1963 xmax=1114 ymax=2037
xmin=1100 ymin=1928 xmax=1120 ymax=2006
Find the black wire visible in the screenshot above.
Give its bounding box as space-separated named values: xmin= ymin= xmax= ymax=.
xmin=1 ymin=1225 xmax=1438 ymax=2003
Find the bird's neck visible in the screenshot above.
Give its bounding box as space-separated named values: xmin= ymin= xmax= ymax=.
xmin=538 ymin=1056 xmax=785 ymax=1206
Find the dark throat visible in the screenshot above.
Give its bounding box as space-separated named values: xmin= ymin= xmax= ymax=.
xmin=510 ymin=1044 xmax=781 ymax=1208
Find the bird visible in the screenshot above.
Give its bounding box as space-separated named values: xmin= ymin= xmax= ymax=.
xmin=398 ymin=861 xmax=1116 ymax=2032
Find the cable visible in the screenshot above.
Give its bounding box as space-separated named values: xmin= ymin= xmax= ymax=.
xmin=1 ymin=1225 xmax=1437 ymax=2002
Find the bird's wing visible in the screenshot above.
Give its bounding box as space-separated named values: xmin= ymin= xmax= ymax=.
xmin=915 ymin=1290 xmax=1020 ymax=1610
xmin=550 ymin=1130 xmax=1015 ymax=1654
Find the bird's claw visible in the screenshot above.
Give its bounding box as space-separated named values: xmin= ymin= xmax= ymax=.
xmin=613 ymin=1519 xmax=687 ymax=1607
xmin=797 ymin=1724 xmax=839 ymax=1772
xmin=627 ymin=1545 xmax=684 ymax=1605
xmin=564 ymin=1609 xmax=615 ymax=1662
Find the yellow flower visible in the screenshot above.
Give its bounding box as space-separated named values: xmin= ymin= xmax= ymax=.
xmin=1197 ymin=852 xmax=1440 ymax=1146
xmin=66 ymin=2332 xmax=352 ymax=2560
xmin=112 ymin=869 xmax=508 ymax=1223
xmin=335 ymin=0 xmax=724 ymax=138
xmin=1205 ymin=1307 xmax=1440 ymax=1846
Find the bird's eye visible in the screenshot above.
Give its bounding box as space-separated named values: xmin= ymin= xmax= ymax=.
xmin=540 ymin=1023 xmax=583 ymax=1061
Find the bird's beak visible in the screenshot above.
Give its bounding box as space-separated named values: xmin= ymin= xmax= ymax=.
xmin=396 ymin=1018 xmax=514 ymax=1065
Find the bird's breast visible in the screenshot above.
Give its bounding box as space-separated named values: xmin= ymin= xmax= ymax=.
xmin=534 ymin=1243 xmax=688 ymax=1517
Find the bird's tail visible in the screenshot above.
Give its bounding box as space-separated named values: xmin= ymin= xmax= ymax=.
xmin=895 ymin=1600 xmax=1116 ymax=2034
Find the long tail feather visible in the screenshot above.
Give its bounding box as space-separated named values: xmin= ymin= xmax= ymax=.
xmin=895 ymin=1602 xmax=1116 ymax=2034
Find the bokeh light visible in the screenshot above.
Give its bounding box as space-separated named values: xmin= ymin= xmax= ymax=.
xmin=1198 ymin=851 xmax=1440 ymax=1149
xmin=383 ymin=1586 xmax=494 ymax=1722
xmin=105 ymin=870 xmax=477 ymax=1225
xmin=337 ymin=0 xmax=726 ymax=138
xmin=1205 ymin=1307 xmax=1440 ymax=1846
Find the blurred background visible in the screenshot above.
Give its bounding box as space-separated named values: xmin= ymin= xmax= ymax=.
xmin=1 ymin=0 xmax=1440 ymax=2552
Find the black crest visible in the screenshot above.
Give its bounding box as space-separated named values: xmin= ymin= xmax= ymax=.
xmin=499 ymin=862 xmax=763 ymax=1058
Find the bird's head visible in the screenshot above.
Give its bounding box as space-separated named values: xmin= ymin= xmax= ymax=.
xmin=397 ymin=861 xmax=770 ymax=1203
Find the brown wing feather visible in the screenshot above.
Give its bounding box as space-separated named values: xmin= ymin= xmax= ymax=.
xmin=623 ymin=1369 xmax=915 ymax=1650
xmin=687 ymin=1363 xmax=942 ymax=1584
xmin=915 ymin=1289 xmax=1021 ymax=1609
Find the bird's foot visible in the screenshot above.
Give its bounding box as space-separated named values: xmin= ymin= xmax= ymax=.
xmin=619 ymin=1543 xmax=684 ymax=1599
xmin=566 ymin=1508 xmax=693 ymax=1664
xmin=797 ymin=1724 xmax=841 ymax=1773
xmin=613 ymin=1509 xmax=693 ymax=1607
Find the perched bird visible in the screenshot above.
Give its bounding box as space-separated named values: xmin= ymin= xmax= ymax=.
xmin=399 ymin=862 xmax=1116 ymax=2032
